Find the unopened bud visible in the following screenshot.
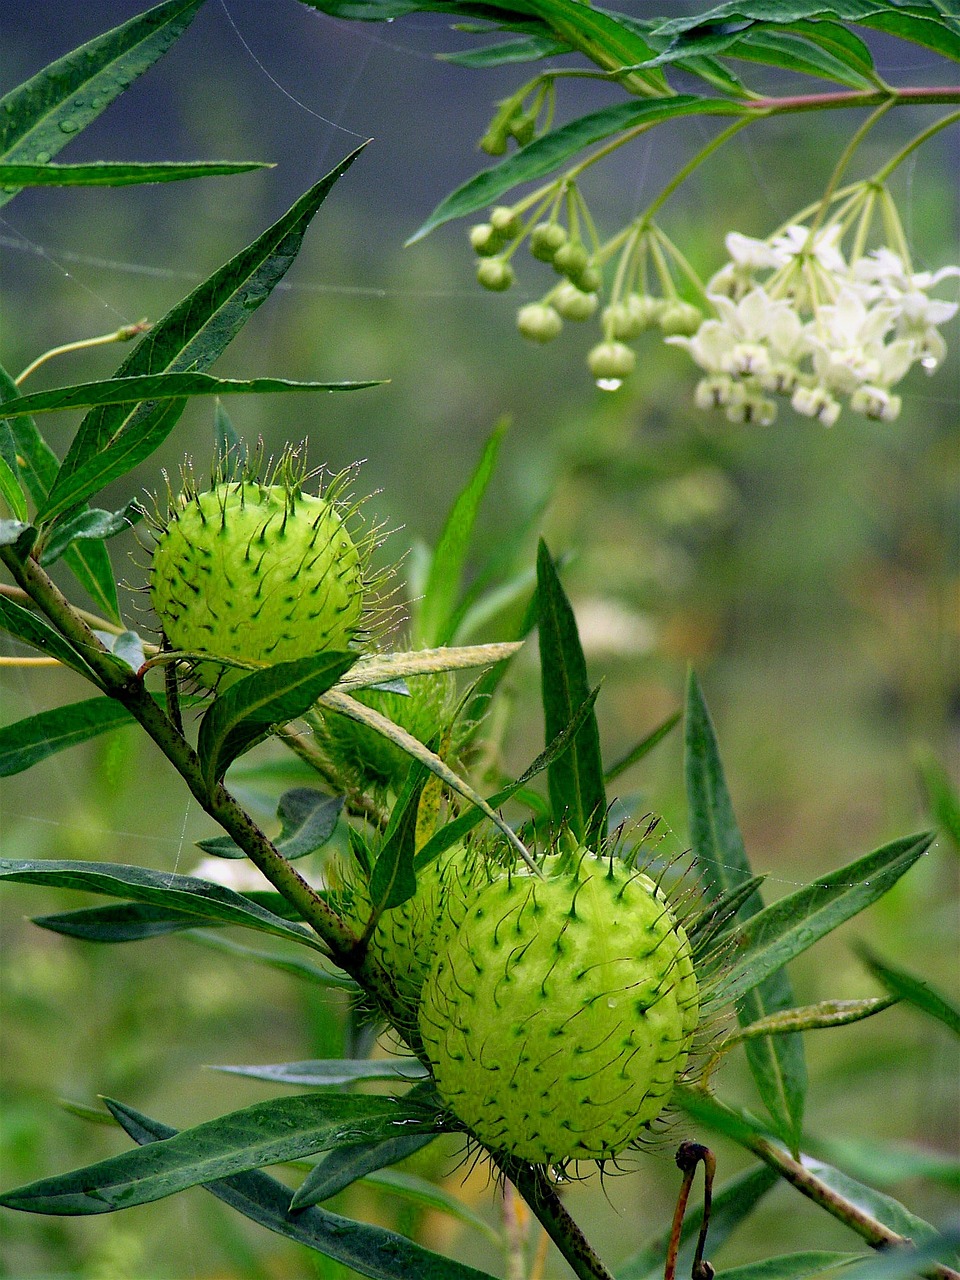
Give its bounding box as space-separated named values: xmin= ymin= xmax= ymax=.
xmin=553 ymin=241 xmax=590 ymax=280
xmin=587 ymin=341 xmax=636 ymax=381
xmin=476 ymin=258 xmax=515 ymax=292
xmin=490 ymin=206 xmax=522 ymax=238
xmin=530 ymin=222 xmax=568 ymax=262
xmin=517 ymin=303 xmax=563 ymax=343
xmin=659 ymin=300 xmax=703 ymax=337
xmin=552 ymin=282 xmax=598 ymax=321
xmin=470 ymin=223 xmax=503 ymax=256
xmin=509 ymin=112 xmax=536 ymax=146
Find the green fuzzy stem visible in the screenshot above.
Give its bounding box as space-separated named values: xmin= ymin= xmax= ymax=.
xmin=495 ymin=1155 xmax=615 ymax=1280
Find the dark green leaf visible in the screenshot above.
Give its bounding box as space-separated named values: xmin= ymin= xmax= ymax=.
xmin=856 ymin=943 xmax=960 ymax=1037
xmin=183 ymin=931 xmax=357 ymax=988
xmin=521 ymin=0 xmax=669 ymax=92
xmin=360 ymin=1169 xmax=499 ymax=1242
xmin=715 ymin=832 xmax=936 ymax=1008
xmin=33 ymin=901 xmax=217 ymax=943
xmin=0 ymin=363 xmax=121 ymax=621
xmin=837 ymin=1232 xmax=960 ymax=1280
xmin=722 ymin=27 xmax=874 ymax=87
xmin=0 ymin=597 xmax=97 ymax=678
xmin=801 ymin=1156 xmax=940 ymax=1245
xmin=368 ymin=766 xmax=429 ymax=915
xmin=537 ymin=539 xmax=606 ymax=849
xmin=416 ymin=418 xmax=508 ymax=648
xmin=815 ymin=1136 xmax=960 ymax=1192
xmin=687 ymin=874 xmax=768 ymax=956
xmin=2 ymin=372 xmax=380 ymax=419
xmin=441 ymin=34 xmax=570 ymax=66
xmin=672 ymin=1086 xmax=776 ymax=1147
xmin=198 ymin=788 xmax=344 ymax=860
xmin=198 ymin=652 xmax=358 ymax=787
xmin=0 ymin=1093 xmax=433 ymax=1214
xmin=685 ymin=670 xmax=806 ymax=1150
xmin=39 ymin=501 xmax=142 ymax=565
xmin=410 ymin=96 xmax=745 ymax=241
xmin=0 ymin=859 xmax=326 ymax=951
xmin=714 ymin=1254 xmax=863 ymax=1280
xmin=604 ymin=709 xmax=680 ymax=784
xmin=0 ymin=161 xmax=270 ymax=188
xmin=106 ymin=1100 xmax=488 ymax=1280
xmin=616 ymin=1163 xmax=779 ymax=1280
xmin=0 ymin=451 xmax=26 ymax=521
xmin=0 ymin=0 xmax=205 ymax=203
xmin=39 ymin=146 xmax=368 ymax=522
xmin=0 ymin=698 xmax=132 ymax=776
xmin=209 ymin=1059 xmax=428 ymax=1087
xmin=915 ymin=747 xmax=960 ymax=850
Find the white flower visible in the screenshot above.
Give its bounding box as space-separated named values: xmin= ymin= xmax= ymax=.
xmin=807 ymin=288 xmax=898 ymax=394
xmin=791 ymin=383 xmax=841 ymax=427
xmin=850 ymin=384 xmax=902 ymax=422
xmin=770 ymin=223 xmax=846 ymax=274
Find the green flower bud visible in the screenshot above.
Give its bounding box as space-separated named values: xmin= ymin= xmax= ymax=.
xmin=489 ymin=206 xmax=522 ymax=238
xmin=517 ymin=303 xmax=563 ymax=343
xmin=470 ymin=223 xmax=504 ymax=257
xmin=572 ymin=264 xmax=602 ymax=295
xmin=552 ymin=281 xmax=598 ymax=322
xmin=530 ymin=222 xmax=568 ymax=263
xmin=658 ymin=300 xmax=703 ymax=337
xmin=476 ymin=259 xmax=515 ymax=292
xmin=508 ymin=111 xmax=536 ymax=146
xmin=480 ymin=129 xmax=509 ymax=157
xmin=552 ymin=241 xmax=590 ymax=280
xmin=588 ymin=340 xmax=637 ymax=382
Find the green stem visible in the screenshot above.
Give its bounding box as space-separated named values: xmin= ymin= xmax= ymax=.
xmin=745 ymin=1135 xmax=960 ymax=1280
xmin=495 ymin=1156 xmax=615 ymax=1280
xmin=872 ymin=108 xmax=960 ymax=183
xmin=808 ymin=100 xmax=894 ymax=237
xmin=643 ymin=117 xmax=754 ymax=222
xmin=14 ymin=321 xmax=150 ymax=385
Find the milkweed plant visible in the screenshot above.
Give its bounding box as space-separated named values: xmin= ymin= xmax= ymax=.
xmin=1 ymin=4 xmax=958 ymax=1280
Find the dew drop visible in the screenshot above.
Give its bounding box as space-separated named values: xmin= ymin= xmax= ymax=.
xmin=920 ymin=354 xmax=938 ymax=371
xmin=35 ymin=150 xmax=51 ymax=163
xmin=58 ymin=117 xmax=80 ymax=134
xmin=595 ymin=377 xmax=622 ymax=392
xmin=606 ymin=997 xmax=617 ymax=1009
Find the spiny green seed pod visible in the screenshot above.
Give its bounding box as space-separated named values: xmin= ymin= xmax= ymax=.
xmin=419 ymin=851 xmax=699 ymax=1165
xmin=322 ymin=671 xmax=457 ymax=793
xmin=149 ymin=454 xmax=378 ymax=682
xmin=588 ymin=341 xmax=637 ymax=382
xmin=659 ymin=300 xmax=703 ymax=337
xmin=552 ymin=282 xmax=599 ymax=322
xmin=470 ymin=223 xmax=505 ymax=257
xmin=530 ymin=222 xmax=568 ymax=263
xmin=477 ymin=259 xmax=515 ymax=292
xmin=489 ymin=206 xmax=522 ymax=238
xmin=517 ymin=303 xmax=563 ymax=344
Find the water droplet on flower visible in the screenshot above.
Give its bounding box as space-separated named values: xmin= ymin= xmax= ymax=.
xmin=595 ymin=378 xmax=622 ymax=392
xmin=920 ymin=354 xmax=938 ymax=371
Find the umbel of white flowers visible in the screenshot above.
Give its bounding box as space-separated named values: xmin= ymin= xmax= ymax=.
xmin=669 ymin=224 xmax=960 ymax=427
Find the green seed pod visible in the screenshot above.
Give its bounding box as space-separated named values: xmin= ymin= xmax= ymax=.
xmin=150 ymin=458 xmax=375 ymax=682
xmin=419 ymin=851 xmax=699 ymax=1165
xmin=587 ymin=341 xmax=637 ymax=382
xmin=658 ymin=300 xmax=703 ymax=337
xmin=489 ymin=206 xmax=522 ymax=239
xmin=476 ymin=259 xmax=515 ymax=292
xmin=530 ymin=223 xmax=568 ymax=263
xmin=322 ymin=671 xmax=457 ymax=793
xmin=552 ymin=282 xmax=598 ymax=322
xmin=517 ymin=303 xmax=563 ymax=344
xmin=552 ymin=241 xmax=590 ymax=280
xmin=470 ymin=223 xmax=504 ymax=257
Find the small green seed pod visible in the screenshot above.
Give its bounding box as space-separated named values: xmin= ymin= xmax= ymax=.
xmin=517 ymin=303 xmax=563 ymax=344
xmin=530 ymin=223 xmax=568 ymax=263
xmin=476 ymin=259 xmax=515 ymax=292
xmin=552 ymin=282 xmax=598 ymax=322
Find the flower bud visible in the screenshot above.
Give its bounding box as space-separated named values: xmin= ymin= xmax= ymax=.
xmin=792 ymin=383 xmax=841 ymax=427
xmin=659 ymin=300 xmax=703 ymax=336
xmin=530 ymin=222 xmax=568 ymax=262
xmin=552 ymin=281 xmax=598 ymax=321
xmin=480 ymin=128 xmax=509 ymax=156
xmin=490 ymin=206 xmax=522 ymax=238
xmin=476 ymin=259 xmax=515 ymax=292
xmin=508 ymin=111 xmax=536 ymax=146
xmin=694 ymin=374 xmax=736 ymax=410
xmin=588 ymin=340 xmax=636 ymax=381
xmin=469 ymin=223 xmax=503 ymax=256
xmin=517 ymin=303 xmax=563 ymax=343
xmin=553 ymin=241 xmax=590 ymax=280
xmin=850 ymin=384 xmax=901 ymax=422
xmin=573 ymin=264 xmax=602 ymax=294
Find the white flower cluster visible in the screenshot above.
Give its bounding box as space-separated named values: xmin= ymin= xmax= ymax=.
xmin=670 ymin=224 xmax=960 ymax=426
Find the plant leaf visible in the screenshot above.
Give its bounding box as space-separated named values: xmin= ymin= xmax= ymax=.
xmin=0 ymin=599 xmax=98 ymax=678
xmin=214 ymin=399 xmax=247 ymax=479
xmin=441 ymin=34 xmax=570 ymax=66
xmin=335 ymin=642 xmax=524 ymax=691
xmin=604 ymin=709 xmax=680 ymax=784
xmin=714 ymin=831 xmax=935 ymax=1008
xmin=0 ymin=451 xmax=26 ymax=521
xmin=0 ymin=161 xmax=270 ymax=189
xmin=0 ymin=0 xmax=205 ymax=203
xmin=198 ymin=652 xmax=358 ymax=788
xmin=0 ymin=362 xmax=121 ymax=622
xmin=0 ymin=1093 xmax=435 ymax=1214
xmin=713 ymin=1254 xmax=864 ymax=1280
xmin=720 ymin=26 xmax=875 ymax=88
xmin=672 ymin=1086 xmax=777 ymax=1147
xmin=0 ymin=698 xmax=133 ymax=776
xmin=33 ymin=902 xmax=225 ymax=943
xmin=197 ymin=788 xmax=344 ymax=860
xmin=915 ymin=747 xmax=960 ymax=851
xmin=209 ymin=1059 xmax=428 ymax=1086
xmin=39 ymin=145 xmax=368 ymax=523
xmin=815 ymin=1136 xmax=960 ymax=1193
xmin=537 ymin=539 xmax=606 ymax=850
xmin=855 ymin=943 xmax=960 ymax=1037
xmin=409 ymin=95 xmax=745 ymax=241
xmin=725 ymin=996 xmax=897 ymax=1044
xmin=801 ymin=1156 xmax=940 ymax=1245
xmin=616 ymin=1163 xmax=779 ymax=1280
xmin=687 ymin=873 xmax=768 ymax=957
xmin=416 ymin=418 xmax=508 ymax=648
xmin=360 ymin=1168 xmax=500 ymax=1243
xmin=368 ymin=765 xmax=429 ymax=916
xmin=105 ymin=1100 xmax=488 ymax=1280
xmin=685 ymin=670 xmax=806 ymax=1151
xmin=183 ymin=931 xmax=357 ymax=988
xmin=39 ymin=501 xmax=142 ymax=566
xmin=2 ymin=373 xmax=380 ymax=419
xmin=0 ymin=859 xmax=327 ymax=952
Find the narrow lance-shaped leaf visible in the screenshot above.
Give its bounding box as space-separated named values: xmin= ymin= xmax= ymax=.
xmin=198 ymin=652 xmax=358 ymax=788
xmin=0 ymin=860 xmax=328 ymax=953
xmin=367 ymin=766 xmax=429 ymax=918
xmin=0 ymin=596 xmax=98 ymax=679
xmin=0 ymin=362 xmax=121 ymax=621
xmin=409 ymin=95 xmax=745 ymax=241
xmin=0 ymin=451 xmax=26 ymax=521
xmin=604 ymin=709 xmax=680 ymax=784
xmin=198 ymin=788 xmax=344 ymax=860
xmin=724 ymin=996 xmax=898 ymax=1045
xmin=209 ymin=1059 xmax=428 ymax=1087
xmin=685 ymin=669 xmax=807 ymax=1152
xmin=0 ymin=161 xmax=270 ymax=188
xmin=104 ymin=1099 xmax=492 ymax=1280
xmin=38 ymin=501 xmax=142 ymax=566
xmin=416 ymin=418 xmax=508 ymax=648
xmin=537 ymin=539 xmax=606 ymax=850
xmin=711 ymin=1254 xmax=864 ymax=1280
xmin=0 ymin=698 xmax=133 ymax=777
xmin=715 ymin=831 xmax=936 ymax=1008
xmin=441 ymin=34 xmax=570 ymax=66
xmin=0 ymin=1092 xmax=437 ymax=1215
xmin=0 ymin=0 xmax=205 ymax=202
xmin=40 ymin=144 xmax=369 ymax=522
xmin=855 ymin=943 xmax=960 ymax=1037
xmin=214 ymin=399 xmax=247 ymax=480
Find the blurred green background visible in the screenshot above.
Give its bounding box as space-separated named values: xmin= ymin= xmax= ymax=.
xmin=1 ymin=2 xmax=958 ymax=1277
